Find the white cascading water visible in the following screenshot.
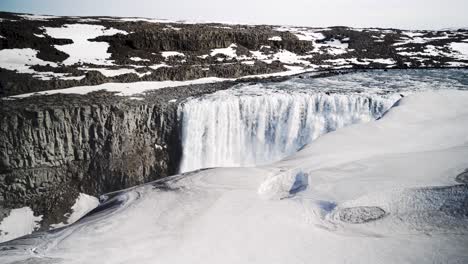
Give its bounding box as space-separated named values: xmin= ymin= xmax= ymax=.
xmin=178 ymin=84 xmax=401 ymax=173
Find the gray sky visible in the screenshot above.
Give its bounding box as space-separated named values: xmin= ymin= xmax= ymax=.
xmin=1 ymin=0 xmax=467 ymax=29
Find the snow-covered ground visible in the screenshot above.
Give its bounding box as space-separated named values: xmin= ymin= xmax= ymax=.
xmin=1 ymin=78 xmax=468 ymax=263
xmin=8 ymin=67 xmax=314 ymax=98
xmin=43 ymin=24 xmax=128 ymax=65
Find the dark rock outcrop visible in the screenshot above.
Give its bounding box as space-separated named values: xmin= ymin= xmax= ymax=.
xmin=0 ymin=80 xmax=235 ymax=227
xmin=0 ymin=94 xmax=179 ymax=226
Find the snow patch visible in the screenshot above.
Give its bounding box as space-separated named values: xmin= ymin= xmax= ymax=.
xmin=210 ymin=44 xmax=238 ymax=58
xmin=0 ymin=48 xmax=81 ymax=79
xmin=161 ymin=51 xmax=185 ymax=59
xmin=450 ymin=42 xmax=468 ymax=60
xmin=10 ymin=67 xmax=314 ymax=98
xmin=0 ymin=207 xmax=42 ymax=243
xmin=51 ymin=193 xmax=99 ymax=228
xmin=130 ymin=57 xmax=150 ymax=62
xmin=79 ymin=67 xmax=150 ymax=77
xmin=18 ymin=14 xmax=58 ymax=21
xmin=44 ymin=24 xmax=128 ymax=65
xmin=268 ymin=36 xmax=282 ymax=41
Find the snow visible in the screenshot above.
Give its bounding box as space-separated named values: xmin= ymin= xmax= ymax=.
xmin=241 ymin=60 xmax=255 ymax=65
xmin=0 ymin=48 xmax=57 ymax=74
xmin=51 ymin=193 xmax=99 ymax=229
xmin=34 ymin=33 xmax=45 ymax=38
xmin=401 ymin=31 xmax=425 ymax=38
xmin=149 ymin=63 xmax=171 ymax=70
xmin=367 ymin=58 xmax=396 ymax=64
xmin=393 ymin=33 xmax=453 ymax=46
xmin=313 ymin=39 xmax=350 ymax=55
xmin=10 ymin=67 xmax=315 ymax=98
xmin=79 ymin=67 xmax=150 ymax=77
xmin=268 ymin=36 xmax=282 ymax=41
xmin=0 ymin=48 xmax=88 ymax=80
xmin=2 ymin=87 xmax=468 ymax=263
xmin=271 ymin=50 xmax=311 ymax=64
xmin=161 ymin=51 xmax=185 ymax=58
xmin=0 ymin=48 xmax=84 ymax=80
xmin=18 ymin=14 xmax=58 ymax=21
xmin=43 ymin=24 xmax=128 ymax=65
xmin=294 ymin=31 xmax=325 ymax=41
xmin=106 ymin=17 xmax=175 ymax=24
xmin=0 ymin=207 xmax=42 ymax=243
xmin=11 ymin=77 xmax=227 ymax=98
xmin=450 ymin=42 xmax=468 ymax=59
xmin=164 ymin=25 xmax=182 ymax=31
xmin=325 ymin=58 xmax=395 ymax=66
xmin=446 ymin=61 xmax=468 ymax=67
xmin=250 ymin=49 xmax=312 ymax=65
xmin=210 ymin=44 xmax=238 ymax=58
xmin=130 ymin=57 xmax=150 ymax=62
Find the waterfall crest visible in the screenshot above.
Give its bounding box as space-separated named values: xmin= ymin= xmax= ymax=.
xmin=179 ymin=86 xmax=400 ymax=172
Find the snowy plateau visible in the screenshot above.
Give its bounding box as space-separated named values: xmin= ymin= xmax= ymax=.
xmin=0 ymin=12 xmax=468 ymax=264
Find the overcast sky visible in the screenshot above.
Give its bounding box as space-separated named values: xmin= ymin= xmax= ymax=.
xmin=1 ymin=0 xmax=467 ymax=29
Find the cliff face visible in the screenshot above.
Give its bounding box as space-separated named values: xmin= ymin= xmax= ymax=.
xmin=0 ymin=81 xmax=233 ymax=227
xmin=0 ymin=94 xmax=180 ymax=226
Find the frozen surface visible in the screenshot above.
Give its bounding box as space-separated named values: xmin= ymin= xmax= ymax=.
xmin=43 ymin=24 xmax=128 ymax=65
xmin=1 ymin=87 xmax=468 ymax=264
xmin=179 ymin=69 xmax=468 ymax=172
xmin=0 ymin=207 xmax=42 ymax=243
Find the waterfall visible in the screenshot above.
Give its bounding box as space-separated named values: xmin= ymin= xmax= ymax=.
xmin=178 ymin=85 xmax=400 ymax=172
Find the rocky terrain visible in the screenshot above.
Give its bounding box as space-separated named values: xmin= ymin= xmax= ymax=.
xmin=1 ymin=12 xmax=468 ymax=96
xmin=0 ymin=11 xmax=467 ymax=231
